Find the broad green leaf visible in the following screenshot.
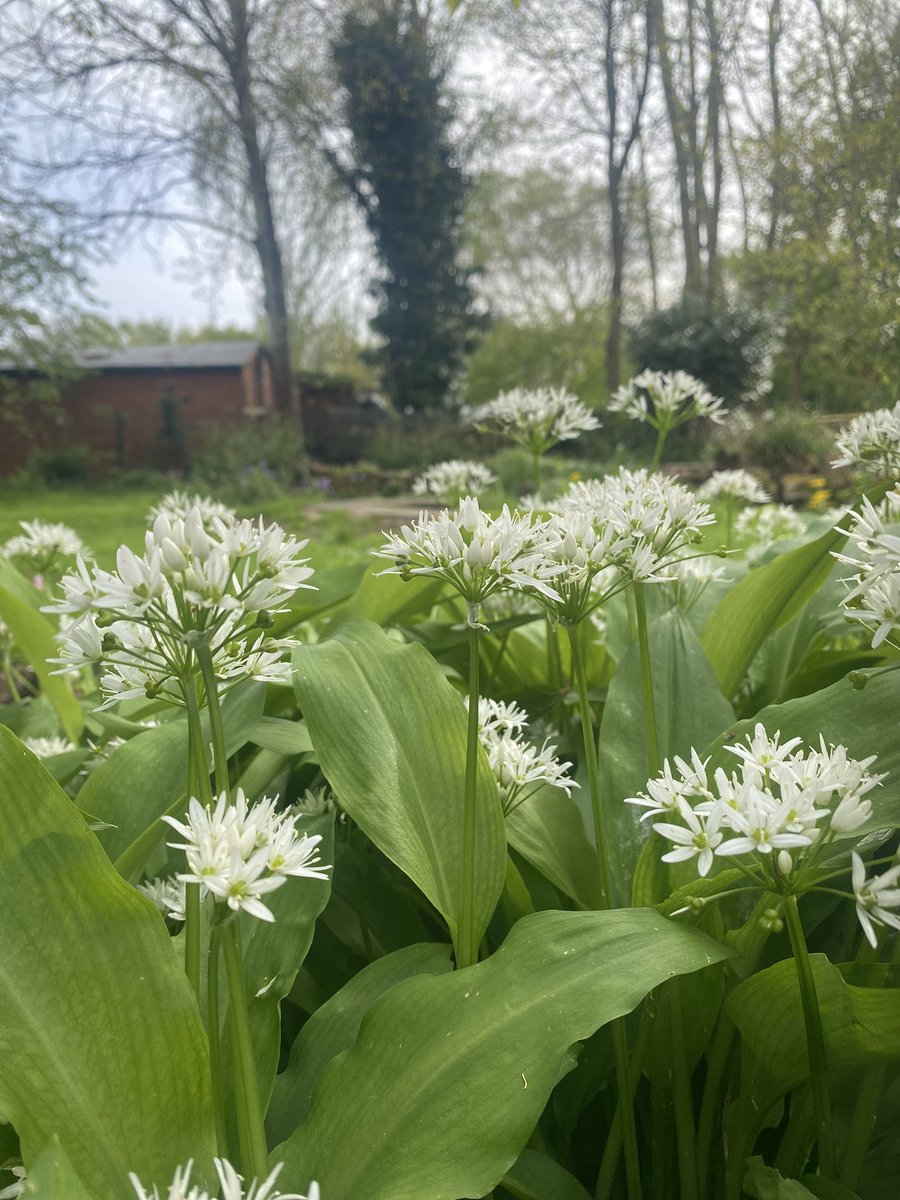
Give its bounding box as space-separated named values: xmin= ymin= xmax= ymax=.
xmin=0 ymin=555 xmax=44 ymax=609
xmin=273 ymin=908 xmax=731 ymax=1199
xmin=329 ymin=566 xmax=446 ymax=629
xmin=506 ymin=785 xmax=603 ymax=910
xmin=501 ymin=1148 xmax=593 ymax=1200
xmin=248 ymin=715 xmax=313 ymax=756
xmin=701 ymin=525 xmax=845 ymax=698
xmin=0 ymin=726 xmax=215 ymax=1198
xmin=268 ymin=942 xmax=454 ymax=1146
xmin=20 ymin=1138 xmax=93 ymax=1199
xmin=598 ymin=608 xmax=734 ymax=900
xmin=272 ymin=559 xmax=370 ymax=636
xmin=80 ymin=680 xmax=265 ymax=867
xmin=728 ymin=954 xmax=900 ymax=1095
xmin=0 ymin=582 xmax=83 ymax=741
xmin=292 ymin=620 xmax=507 ymax=953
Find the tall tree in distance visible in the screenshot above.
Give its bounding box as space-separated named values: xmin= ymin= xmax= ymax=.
xmin=332 ymin=4 xmax=483 ymax=411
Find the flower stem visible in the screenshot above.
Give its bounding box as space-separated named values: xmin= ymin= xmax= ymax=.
xmin=634 ymin=583 xmax=698 ymax=1200
xmin=632 ymin=584 xmax=660 ymax=779
xmin=650 ymin=426 xmax=668 ymax=473
xmin=594 ymin=1007 xmax=654 ymax=1200
xmin=457 ymin=625 xmax=481 ymax=969
xmin=222 ymin=919 xmax=269 ymax=1181
xmin=208 ymin=925 xmax=228 ymax=1157
xmin=533 ymin=450 xmax=542 ymax=495
xmin=196 ymin=642 xmax=229 ymax=798
xmin=568 ymin=622 xmax=642 ymax=1200
xmin=183 ymin=678 xmax=210 ymax=1000
xmin=783 ymin=892 xmax=838 ymax=1179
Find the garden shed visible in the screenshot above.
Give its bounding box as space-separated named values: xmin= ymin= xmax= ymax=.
xmin=0 ymin=340 xmax=274 ymax=477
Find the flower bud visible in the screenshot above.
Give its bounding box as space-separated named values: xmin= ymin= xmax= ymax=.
xmin=777 ymin=850 xmax=793 ymax=877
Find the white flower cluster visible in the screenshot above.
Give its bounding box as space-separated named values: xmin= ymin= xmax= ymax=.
xmin=734 ymin=503 xmax=805 ymax=560
xmin=147 ymin=490 xmax=237 ymax=525
xmin=44 ymin=506 xmax=314 ymax=707
xmin=466 ymin=387 xmax=600 ymax=455
xmin=3 ymin=519 xmax=88 ymax=571
xmin=628 ymin=724 xmax=883 ymax=883
xmin=608 ymin=369 xmax=725 ymax=431
xmin=835 ymin=493 xmax=900 ymax=648
xmin=697 ymin=469 xmax=770 ymax=505
xmin=412 ymin=460 xmax=496 ymax=500
xmin=540 ymin=469 xmax=715 ymax=621
xmin=832 ymin=403 xmax=900 ymax=476
xmin=474 ymin=697 xmax=577 ymax=815
xmin=163 ymin=789 xmax=330 ymax=923
xmin=852 ymin=851 xmax=900 ymax=947
xmin=21 ymin=734 xmax=76 ymax=758
xmin=375 ymin=497 xmax=562 ymax=628
xmin=137 ymin=874 xmax=188 ymax=922
xmin=667 ymin=554 xmax=728 ymax=612
xmin=130 ymin=1158 xmax=318 ymax=1200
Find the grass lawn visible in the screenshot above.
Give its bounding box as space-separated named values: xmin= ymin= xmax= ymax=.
xmin=0 ymin=486 xmax=401 ymax=568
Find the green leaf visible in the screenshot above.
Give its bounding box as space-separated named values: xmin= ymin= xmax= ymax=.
xmin=743 ymin=1157 xmax=861 ymax=1199
xmin=728 ymin=953 xmax=900 ymax=1095
xmin=330 ymin=567 xmax=446 ymax=630
xmin=292 ymin=620 xmax=507 ymax=953
xmin=80 ymin=680 xmax=265 ymax=868
xmin=598 ymin=608 xmax=734 ymax=899
xmin=506 ymin=785 xmax=603 ymax=910
xmin=501 ymin=1148 xmax=593 ymax=1200
xmin=701 ymin=525 xmax=845 ymax=698
xmin=0 ymin=726 xmax=215 ymax=1198
xmin=0 ymin=581 xmax=83 ymax=741
xmin=248 ymin=715 xmax=313 ymax=756
xmin=267 ymin=942 xmax=453 ymax=1146
xmin=273 ymin=908 xmax=731 ymax=1199
xmin=20 ymin=1138 xmax=94 ymax=1199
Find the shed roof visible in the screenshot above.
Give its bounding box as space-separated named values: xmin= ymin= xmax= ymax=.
xmin=74 ymin=340 xmax=263 ymax=371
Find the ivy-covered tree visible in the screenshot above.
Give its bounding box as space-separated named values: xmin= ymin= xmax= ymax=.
xmin=332 ymin=7 xmax=483 ymax=411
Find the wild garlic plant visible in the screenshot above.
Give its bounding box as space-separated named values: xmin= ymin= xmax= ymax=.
xmin=471 ymin=697 xmax=577 ymax=816
xmin=40 ymin=497 xmax=329 ymax=1184
xmin=608 ymin=369 xmax=725 ymax=469
xmin=630 ymin=724 xmax=889 ymax=1179
xmin=697 ymin=469 xmax=770 ymax=547
xmin=465 ymin=386 xmax=600 ymax=491
xmin=832 ymin=401 xmax=900 ymax=478
xmin=376 ymin=496 xmax=561 ymax=967
xmin=411 ymin=459 xmax=496 ymax=502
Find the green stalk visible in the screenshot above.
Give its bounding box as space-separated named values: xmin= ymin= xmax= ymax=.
xmin=196 ymin=642 xmax=229 ymax=797
xmin=222 ymin=920 xmax=269 ymax=1181
xmin=533 ymin=450 xmax=542 ymax=495
xmin=568 ymin=621 xmax=642 ymax=1200
xmin=696 ymin=1015 xmax=737 ymax=1199
xmin=183 ymin=679 xmax=211 ymax=1000
xmin=650 ymin=426 xmax=668 ymax=473
xmin=633 ymin=583 xmax=698 ymax=1200
xmin=783 ymin=893 xmax=838 ymax=1179
xmin=632 ymin=585 xmax=660 ymax=778
xmin=594 ymin=1009 xmax=654 ymax=1200
xmin=457 ymin=625 xmax=482 ymax=969
xmin=208 ymin=926 xmax=228 ymax=1157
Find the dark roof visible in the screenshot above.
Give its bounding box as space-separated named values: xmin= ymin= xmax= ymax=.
xmin=74 ymin=340 xmax=263 ymax=370
xmin=0 ymin=340 xmax=263 ymax=374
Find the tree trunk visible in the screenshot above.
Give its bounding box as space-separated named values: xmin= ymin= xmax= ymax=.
xmin=765 ymin=0 xmax=783 ymax=251
xmin=226 ymin=0 xmax=302 ymax=434
xmin=605 ymin=166 xmax=626 ymax=393
xmin=704 ymin=0 xmax=724 ymax=302
xmin=651 ymin=0 xmax=703 ymax=297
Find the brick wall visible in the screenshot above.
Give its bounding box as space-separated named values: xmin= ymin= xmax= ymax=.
xmin=0 ymin=359 xmax=274 ymax=477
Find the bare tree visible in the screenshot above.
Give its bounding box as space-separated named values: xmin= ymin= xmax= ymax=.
xmin=4 ymin=0 xmax=343 ymax=427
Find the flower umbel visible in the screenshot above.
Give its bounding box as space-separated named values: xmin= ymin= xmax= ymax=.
xmin=473 ymin=697 xmax=577 ymax=815
xmin=375 ymin=496 xmax=562 ymax=627
xmin=163 ymin=789 xmax=331 ymax=923
xmin=129 ymin=1158 xmax=319 ymax=1200
xmin=412 ymin=460 xmax=496 ymax=501
xmin=465 ymin=387 xmax=600 ymax=456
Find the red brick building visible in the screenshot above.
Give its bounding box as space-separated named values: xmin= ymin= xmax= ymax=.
xmin=0 ymin=341 xmax=274 ymax=477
